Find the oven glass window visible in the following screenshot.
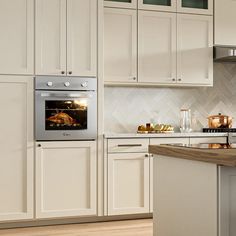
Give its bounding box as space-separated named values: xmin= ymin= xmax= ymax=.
xmin=45 ymin=100 xmax=87 ymax=130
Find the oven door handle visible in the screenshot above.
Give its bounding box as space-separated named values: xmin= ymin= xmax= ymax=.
xmin=40 ymin=93 xmax=92 ymax=99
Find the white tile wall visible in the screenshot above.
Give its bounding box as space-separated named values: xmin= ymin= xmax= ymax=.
xmin=104 ymin=63 xmax=236 ymax=133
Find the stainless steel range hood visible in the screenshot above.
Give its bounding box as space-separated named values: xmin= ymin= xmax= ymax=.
xmin=214 ymin=46 xmax=236 ymax=62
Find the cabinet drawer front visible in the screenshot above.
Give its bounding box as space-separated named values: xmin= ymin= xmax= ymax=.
xmin=150 ymin=137 xmax=189 ymax=145
xmin=190 ymin=137 xmax=227 ymax=144
xmin=108 ymin=139 xmax=149 ymax=153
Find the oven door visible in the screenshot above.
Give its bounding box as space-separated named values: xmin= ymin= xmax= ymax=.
xmin=35 ymin=90 xmax=97 ymax=141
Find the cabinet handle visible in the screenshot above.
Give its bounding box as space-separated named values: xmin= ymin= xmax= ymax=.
xmin=69 ymin=71 xmax=72 ymax=75
xmin=117 ymin=144 xmax=142 ymax=147
xmin=61 ymin=71 xmax=65 ymax=75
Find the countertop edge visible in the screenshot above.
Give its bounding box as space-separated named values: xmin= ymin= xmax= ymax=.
xmin=104 ymin=132 xmax=228 ymax=139
xmin=149 ymin=145 xmax=236 ymax=167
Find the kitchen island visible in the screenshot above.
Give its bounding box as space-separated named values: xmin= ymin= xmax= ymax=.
xmin=149 ymin=144 xmax=236 ymax=236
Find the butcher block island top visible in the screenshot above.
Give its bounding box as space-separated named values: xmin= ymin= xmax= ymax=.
xmin=149 ymin=143 xmax=236 ymax=167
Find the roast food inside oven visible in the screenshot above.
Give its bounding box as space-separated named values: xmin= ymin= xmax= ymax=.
xmin=45 ymin=100 xmax=87 ymax=130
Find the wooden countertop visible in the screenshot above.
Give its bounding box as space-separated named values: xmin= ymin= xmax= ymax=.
xmin=149 ymin=145 xmax=236 ymax=167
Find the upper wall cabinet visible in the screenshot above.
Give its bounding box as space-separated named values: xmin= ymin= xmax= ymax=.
xmin=138 ymin=0 xmax=177 ymax=12
xmin=0 ymin=0 xmax=34 ymax=75
xmin=104 ymin=8 xmax=137 ymax=83
xmin=104 ymin=0 xmax=137 ymax=9
xmin=177 ymin=14 xmax=213 ymax=85
xmin=138 ymin=11 xmax=177 ymax=84
xmin=36 ymin=0 xmax=97 ymax=77
xmin=177 ymin=0 xmax=213 ymax=15
xmin=214 ymin=0 xmax=236 ymax=46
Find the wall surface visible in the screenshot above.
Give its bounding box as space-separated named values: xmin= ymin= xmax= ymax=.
xmin=104 ymin=63 xmax=236 ymax=133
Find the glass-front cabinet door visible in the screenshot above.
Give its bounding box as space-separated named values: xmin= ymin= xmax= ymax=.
xmin=138 ymin=0 xmax=177 ymax=12
xmin=177 ymin=0 xmax=213 ymax=15
xmin=104 ymin=0 xmax=137 ymax=9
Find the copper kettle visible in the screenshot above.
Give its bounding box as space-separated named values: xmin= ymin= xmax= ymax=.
xmin=208 ymin=113 xmax=233 ymax=128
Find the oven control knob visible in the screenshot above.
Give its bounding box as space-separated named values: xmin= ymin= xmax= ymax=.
xmin=47 ymin=82 xmax=53 ymax=87
xmin=64 ymin=82 xmax=70 ymax=87
xmin=81 ymin=82 xmax=88 ymax=88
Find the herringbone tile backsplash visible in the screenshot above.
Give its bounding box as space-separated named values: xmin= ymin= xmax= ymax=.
xmin=104 ymin=63 xmax=236 ymax=133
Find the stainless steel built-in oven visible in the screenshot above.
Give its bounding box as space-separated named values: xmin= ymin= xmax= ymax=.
xmin=35 ymin=76 xmax=97 ymax=141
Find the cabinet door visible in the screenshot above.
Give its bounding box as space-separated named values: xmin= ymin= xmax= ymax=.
xmin=149 ymin=137 xmax=189 ymax=212
xmin=215 ymin=0 xmax=236 ymax=46
xmin=104 ymin=0 xmax=137 ymax=9
xmin=35 ymin=0 xmax=67 ymax=76
xmin=67 ymin=0 xmax=97 ymax=77
xmin=36 ymin=141 xmax=97 ymax=219
xmin=138 ymin=0 xmax=176 ymax=12
xmin=0 ymin=0 xmax=34 ymax=75
xmin=138 ymin=11 xmax=177 ymax=84
xmin=108 ymin=153 xmax=150 ymax=215
xmin=177 ymin=0 xmax=213 ymax=15
xmin=104 ymin=8 xmax=137 ymax=83
xmin=177 ymin=14 xmax=213 ymax=85
xmin=0 ymin=76 xmax=34 ymax=222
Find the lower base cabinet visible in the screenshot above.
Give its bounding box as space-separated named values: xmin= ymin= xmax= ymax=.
xmin=0 ymin=76 xmax=34 ymax=222
xmin=107 ymin=152 xmax=150 ymax=215
xmin=36 ymin=141 xmax=97 ymax=219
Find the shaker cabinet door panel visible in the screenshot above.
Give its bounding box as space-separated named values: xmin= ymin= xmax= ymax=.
xmin=138 ymin=11 xmax=177 ymax=84
xmin=0 ymin=76 xmax=34 ymax=222
xmin=108 ymin=153 xmax=150 ymax=215
xmin=177 ymin=14 xmax=213 ymax=85
xmin=67 ymin=0 xmax=97 ymax=77
xmin=35 ymin=0 xmax=67 ymax=76
xmin=0 ymin=0 xmax=34 ymax=75
xmin=104 ymin=8 xmax=137 ymax=83
xmin=36 ymin=141 xmax=97 ymax=219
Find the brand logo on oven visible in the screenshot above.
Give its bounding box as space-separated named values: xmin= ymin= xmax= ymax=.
xmin=63 ymin=132 xmax=71 ymax=137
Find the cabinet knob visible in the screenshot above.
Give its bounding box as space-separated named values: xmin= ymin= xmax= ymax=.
xmin=61 ymin=71 xmax=65 ymax=75
xmin=68 ymin=71 xmax=72 ymax=75
xmin=38 ymin=144 xmax=41 ymax=147
xmin=178 ymin=78 xmax=182 ymax=82
xmin=172 ymin=78 xmax=176 ymax=81
xmin=132 ymin=77 xmax=136 ymax=81
xmin=145 ymin=154 xmax=149 ymax=158
xmin=47 ymin=81 xmax=53 ymax=87
xmin=64 ymin=82 xmax=70 ymax=87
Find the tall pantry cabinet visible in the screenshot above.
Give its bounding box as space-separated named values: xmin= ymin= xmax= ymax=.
xmin=0 ymin=0 xmax=34 ymax=222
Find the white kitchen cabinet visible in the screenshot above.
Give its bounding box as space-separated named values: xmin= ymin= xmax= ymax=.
xmin=35 ymin=0 xmax=67 ymax=76
xmin=190 ymin=137 xmax=227 ymax=145
xmin=138 ymin=0 xmax=177 ymax=12
xmin=107 ymin=152 xmax=150 ymax=215
xmin=0 ymin=0 xmax=34 ymax=75
xmin=177 ymin=0 xmax=213 ymax=15
xmin=138 ymin=11 xmax=177 ymax=84
xmin=104 ymin=0 xmax=137 ymax=9
xmin=36 ymin=0 xmax=97 ymax=77
xmin=36 ymin=141 xmax=97 ymax=219
xmin=0 ymin=76 xmax=34 ymax=222
xmin=67 ymin=0 xmax=97 ymax=77
xmin=214 ymin=0 xmax=236 ymax=46
xmin=149 ymin=137 xmax=189 ymax=212
xmin=177 ymin=14 xmax=213 ymax=86
xmin=104 ymin=8 xmax=137 ymax=83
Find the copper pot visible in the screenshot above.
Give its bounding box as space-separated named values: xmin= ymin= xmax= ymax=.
xmin=208 ymin=113 xmax=233 ymax=128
